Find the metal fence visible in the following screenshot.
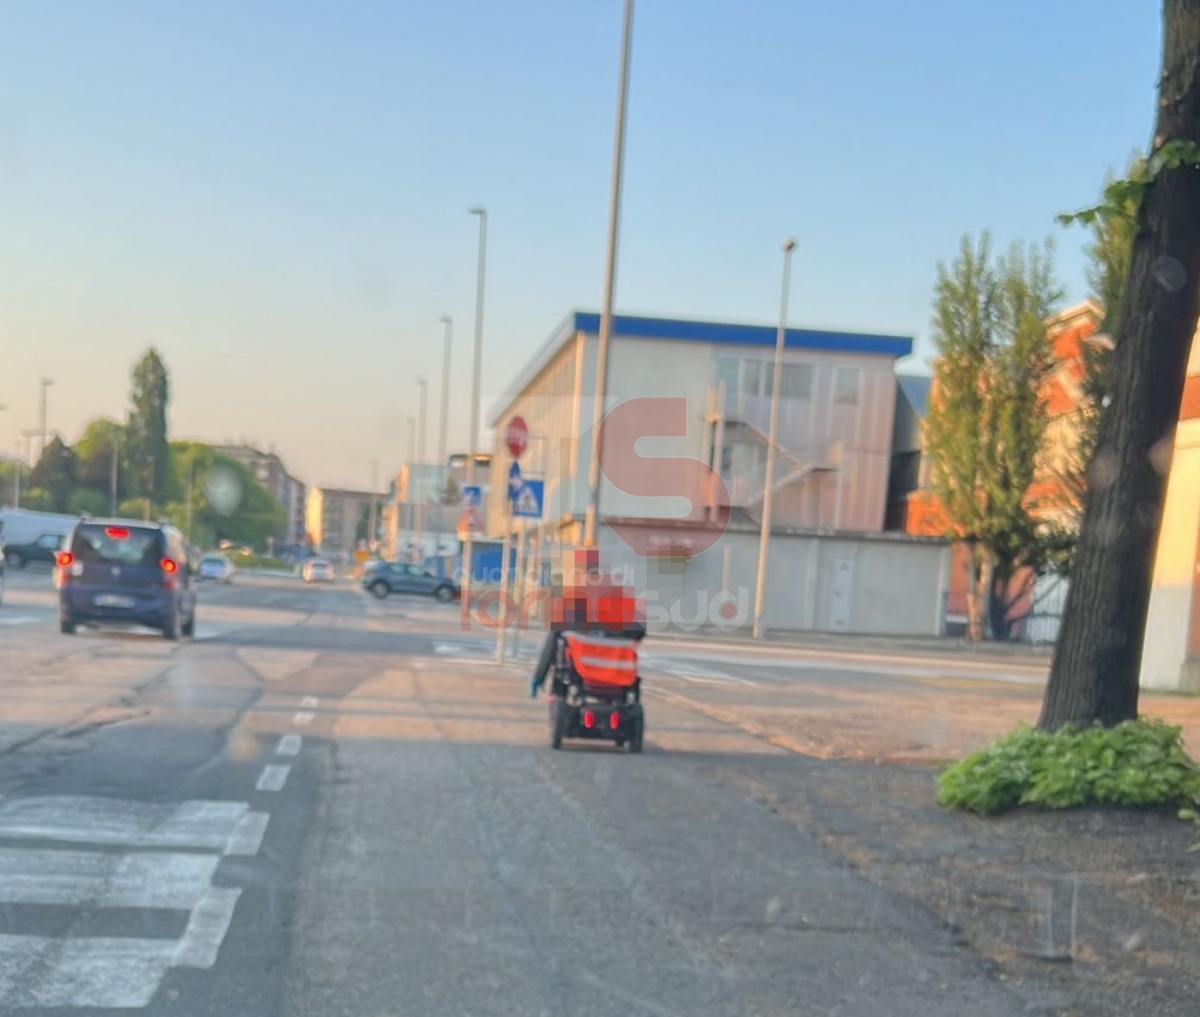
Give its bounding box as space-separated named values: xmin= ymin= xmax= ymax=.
xmin=1023 ymin=573 xmax=1069 ymax=645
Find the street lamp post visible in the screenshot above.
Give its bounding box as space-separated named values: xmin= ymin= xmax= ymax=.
xmin=185 ymin=457 xmax=196 ymax=544
xmin=38 ymin=379 xmax=54 ymax=465
xmin=438 ymin=316 xmax=452 ymax=480
xmin=110 ymin=439 xmax=119 ymax=515
xmin=369 ymin=458 xmax=378 ymax=553
xmin=583 ymin=0 xmax=635 ymax=548
xmin=414 ymin=379 xmax=428 ymax=563
xmin=463 ymin=207 xmax=487 ymax=603
xmin=752 ymin=238 xmax=797 ymax=641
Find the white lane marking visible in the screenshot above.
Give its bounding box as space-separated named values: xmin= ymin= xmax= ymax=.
xmin=299 ymin=695 xmax=319 ymax=708
xmin=660 ymin=671 xmax=752 ymax=687
xmin=643 ymin=659 xmax=757 ymax=686
xmin=0 ymin=794 xmax=262 ymax=1009
xmin=0 ymin=797 xmax=250 ymax=852
xmin=276 ymin=734 xmax=302 ymax=756
xmin=0 ymin=934 xmax=174 ymax=1008
xmin=0 ymin=849 xmax=219 ymax=909
xmin=173 ymin=887 xmax=242 ymax=968
xmin=434 ymin=641 xmax=491 ymax=657
xmin=225 ymin=811 xmax=270 ymax=856
xmin=0 ymin=615 xmax=39 ymax=627
xmin=255 ymin=764 xmax=291 ymax=793
xmin=293 ymin=710 xmax=315 ymax=725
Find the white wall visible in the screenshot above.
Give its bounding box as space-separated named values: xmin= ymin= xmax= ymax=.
xmin=1141 ymin=418 xmax=1200 ymax=692
xmin=599 ymin=526 xmax=948 ymax=637
xmin=488 ymin=328 xmax=902 ymax=537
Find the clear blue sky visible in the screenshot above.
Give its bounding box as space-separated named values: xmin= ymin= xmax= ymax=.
xmin=0 ymin=0 xmax=1160 ymax=488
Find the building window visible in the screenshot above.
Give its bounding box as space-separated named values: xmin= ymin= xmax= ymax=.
xmin=715 ymin=357 xmax=738 ymax=396
xmin=834 ymin=367 xmax=860 ymax=405
xmin=764 ymin=362 xmax=813 ymax=399
xmin=741 ymin=358 xmax=762 ymax=396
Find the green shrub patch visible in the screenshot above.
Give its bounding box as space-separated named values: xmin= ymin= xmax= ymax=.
xmin=937 ymin=719 xmax=1200 ymax=819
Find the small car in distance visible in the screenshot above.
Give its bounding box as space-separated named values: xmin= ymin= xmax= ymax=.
xmin=362 ymin=562 xmax=459 ymax=603
xmin=197 ymin=553 xmax=235 ymax=583
xmin=57 ymin=520 xmax=196 ymax=640
xmin=302 ymin=558 xmax=335 ymax=583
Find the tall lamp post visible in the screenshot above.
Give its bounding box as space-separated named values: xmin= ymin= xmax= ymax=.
xmin=752 ymin=238 xmax=797 ymax=641
xmin=463 ymin=207 xmax=487 ymax=599
xmin=437 ymin=316 xmax=452 ymax=479
xmin=38 ymin=378 xmax=54 ymax=465
xmin=583 ymin=0 xmax=635 ymax=548
xmin=414 ymin=379 xmax=428 ymax=563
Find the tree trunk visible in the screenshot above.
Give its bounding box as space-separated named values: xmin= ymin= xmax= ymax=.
xmin=964 ymin=545 xmax=993 ymax=642
xmin=1040 ymin=1 xmax=1200 ymax=730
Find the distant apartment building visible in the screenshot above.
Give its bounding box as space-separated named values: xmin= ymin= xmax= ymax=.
xmin=305 ymin=487 xmax=375 ymax=553
xmin=212 ymin=444 xmax=305 ymax=543
xmin=487 ymin=311 xmax=914 ymax=549
xmin=380 ymin=455 xmax=492 ymax=560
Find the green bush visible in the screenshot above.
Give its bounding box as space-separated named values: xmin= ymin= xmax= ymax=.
xmin=937 ymin=719 xmax=1200 ymax=817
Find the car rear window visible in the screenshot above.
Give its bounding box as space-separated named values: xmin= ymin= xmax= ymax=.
xmin=72 ymin=525 xmax=162 ymax=565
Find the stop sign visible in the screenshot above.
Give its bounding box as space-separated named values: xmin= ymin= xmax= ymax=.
xmin=505 ymin=416 xmax=528 ymax=459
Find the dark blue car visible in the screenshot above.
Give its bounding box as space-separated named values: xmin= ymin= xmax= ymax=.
xmin=57 ymin=520 xmax=197 ymax=639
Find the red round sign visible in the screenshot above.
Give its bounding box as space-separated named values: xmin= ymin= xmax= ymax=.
xmin=505 ymin=416 xmax=528 ymax=459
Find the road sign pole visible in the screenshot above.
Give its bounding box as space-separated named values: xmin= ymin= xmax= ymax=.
xmin=512 ymin=521 xmax=528 ymax=655
xmin=495 ymin=501 xmax=511 ymax=664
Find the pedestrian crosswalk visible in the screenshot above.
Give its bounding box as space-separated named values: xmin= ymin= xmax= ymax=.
xmin=0 ymin=794 xmax=268 ymax=1008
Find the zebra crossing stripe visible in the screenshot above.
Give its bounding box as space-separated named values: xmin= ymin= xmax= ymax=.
xmin=0 ymin=849 xmax=219 ymax=909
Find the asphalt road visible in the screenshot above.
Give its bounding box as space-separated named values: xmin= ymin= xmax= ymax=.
xmin=0 ymin=570 xmax=1051 ymax=1016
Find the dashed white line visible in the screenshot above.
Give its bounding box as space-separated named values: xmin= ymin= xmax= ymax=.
xmin=276 ymin=734 xmax=302 ymax=756
xmin=225 ymin=812 xmax=269 ymax=856
xmin=299 ymin=695 xmax=319 ymax=708
xmin=173 ymin=887 xmax=242 ymax=968
xmin=255 ymin=764 xmax=291 ymax=793
xmin=293 ymin=711 xmax=315 ymax=726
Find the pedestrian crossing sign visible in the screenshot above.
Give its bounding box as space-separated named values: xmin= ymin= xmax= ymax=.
xmin=512 ymin=479 xmax=544 ymax=518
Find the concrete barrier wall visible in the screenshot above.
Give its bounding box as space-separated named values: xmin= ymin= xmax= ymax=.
xmin=600 ymin=525 xmax=949 ymax=637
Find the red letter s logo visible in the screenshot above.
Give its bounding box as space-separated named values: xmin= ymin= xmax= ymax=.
xmin=597 ymin=397 xmax=730 ymax=556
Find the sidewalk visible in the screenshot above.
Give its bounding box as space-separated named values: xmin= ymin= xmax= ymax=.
xmin=661 ymin=671 xmax=1200 ymax=1017
xmin=652 ymin=623 xmax=1056 ymax=661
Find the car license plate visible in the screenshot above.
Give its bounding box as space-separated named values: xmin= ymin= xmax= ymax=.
xmin=94 ymin=594 xmax=135 ymax=608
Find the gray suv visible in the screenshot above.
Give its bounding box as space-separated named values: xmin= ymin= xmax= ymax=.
xmin=362 ymin=562 xmax=458 ymax=603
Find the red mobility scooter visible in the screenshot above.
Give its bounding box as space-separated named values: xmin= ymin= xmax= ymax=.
xmin=548 ymin=631 xmax=644 ymax=753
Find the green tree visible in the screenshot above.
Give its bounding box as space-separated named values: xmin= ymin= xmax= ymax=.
xmin=126 ymin=349 xmax=170 ymax=507
xmin=67 ymin=488 xmax=109 ymax=516
xmin=28 ymin=437 xmax=77 ymax=513
xmin=0 ymin=460 xmax=27 ymax=508
xmin=157 ymin=443 xmax=286 ymax=550
xmin=21 ymin=488 xmax=55 ymax=512
xmin=1039 ymin=3 xmax=1200 ymax=730
xmin=74 ymin=418 xmax=127 ymax=508
xmin=1055 ymin=155 xmax=1142 ymax=536
xmin=924 ymin=233 xmax=1060 ymax=641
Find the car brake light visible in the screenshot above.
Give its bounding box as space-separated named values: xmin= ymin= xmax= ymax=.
xmin=583 ymin=710 xmax=595 ymax=730
xmin=55 ymin=551 xmax=73 ymax=568
xmin=160 ymin=558 xmax=178 ymax=574
xmin=609 ymin=712 xmax=621 ymax=730
xmin=105 ymin=527 xmax=130 ymax=539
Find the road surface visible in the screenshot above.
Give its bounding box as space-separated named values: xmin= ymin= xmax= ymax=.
xmin=0 ymin=569 xmax=1053 ymax=1015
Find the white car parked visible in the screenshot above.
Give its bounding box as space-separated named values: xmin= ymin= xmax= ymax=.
xmin=197 ymin=553 xmax=235 ymax=583
xmin=302 ymin=558 xmax=335 ymax=583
